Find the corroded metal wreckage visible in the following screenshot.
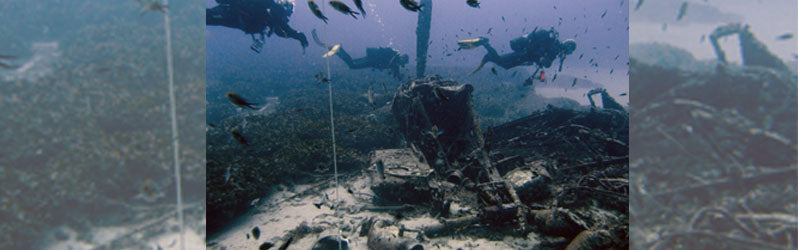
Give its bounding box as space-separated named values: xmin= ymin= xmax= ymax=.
xmin=220 ymin=75 xmax=629 ymax=249
xmin=365 ymin=75 xmax=629 ymax=248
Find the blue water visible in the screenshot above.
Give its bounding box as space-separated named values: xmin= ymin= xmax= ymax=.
xmin=207 ymin=0 xmax=630 ymax=123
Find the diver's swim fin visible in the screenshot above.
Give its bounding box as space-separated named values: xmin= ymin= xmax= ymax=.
xmin=467 ymin=60 xmax=487 ymax=76
xmin=311 ymin=29 xmax=327 ymax=48
xmin=457 ymin=37 xmax=488 ymax=50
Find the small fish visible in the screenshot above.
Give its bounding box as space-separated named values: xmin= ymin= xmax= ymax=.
xmin=601 ymin=10 xmax=607 ymax=18
xmin=375 ymin=159 xmax=385 ymax=179
xmin=308 ymin=0 xmax=328 ymax=24
xmin=252 ymin=227 xmax=260 ymax=240
xmin=490 ymin=67 xmax=498 ymax=76
xmin=315 ymin=71 xmax=330 ymax=84
xmin=486 ymin=27 xmax=492 ymax=34
xmin=278 ymin=236 xmax=294 ymax=250
xmin=139 ymin=179 xmax=163 ymax=202
xmin=354 ymin=0 xmax=366 ymax=18
xmin=571 ymin=78 xmax=577 ymax=87
xmin=677 ymin=2 xmax=688 ymax=21
xmin=540 ymin=70 xmax=545 ymax=82
xmin=610 ymin=69 xmax=614 ymax=74
xmin=226 ymin=92 xmax=258 ymax=110
xmin=578 ymin=53 xmax=584 ymax=60
xmin=433 ymin=86 xmax=449 ymax=101
xmin=614 ymin=55 xmax=619 ymax=60
xmin=259 ymin=242 xmax=274 ymax=250
xmin=776 ymin=33 xmax=794 ymax=40
xmin=466 ymin=0 xmax=480 ymax=8
xmin=501 ymin=16 xmax=505 ymax=22
xmin=700 ymin=34 xmax=706 ymax=42
xmin=635 ymin=0 xmax=644 ymax=11
xmin=399 ymin=0 xmax=423 ymax=12
xmin=426 ymin=125 xmax=444 ymax=139
xmin=329 ymin=0 xmax=359 ymax=19
xmin=619 ymin=92 xmax=627 ymax=96
xmin=231 ymin=130 xmax=248 ymax=146
xmin=224 ymin=165 xmax=232 ymax=184
xmin=137 ymin=0 xmax=167 ymax=14
xmin=346 ymin=127 xmax=358 ymax=133
xmin=322 ymin=44 xmax=341 ymax=58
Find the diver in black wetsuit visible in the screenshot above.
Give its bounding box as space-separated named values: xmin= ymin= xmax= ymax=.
xmin=460 ymin=27 xmax=577 ymax=76
xmin=312 ymin=30 xmax=410 ymax=80
xmin=206 ymin=0 xmax=308 ymax=53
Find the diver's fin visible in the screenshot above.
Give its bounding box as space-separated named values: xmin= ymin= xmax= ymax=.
xmin=457 ymin=37 xmax=488 ymax=50
xmin=457 ymin=39 xmax=481 ymax=50
xmin=468 ymin=60 xmax=487 ymax=76
xmin=311 ymin=29 xmax=327 ymax=48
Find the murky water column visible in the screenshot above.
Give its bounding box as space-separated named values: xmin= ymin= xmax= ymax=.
xmin=415 ymin=0 xmax=432 ymax=78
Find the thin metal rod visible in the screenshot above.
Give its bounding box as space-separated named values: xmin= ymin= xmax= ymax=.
xmin=162 ymin=0 xmax=184 ymax=249
xmin=321 ymin=2 xmax=342 ymax=249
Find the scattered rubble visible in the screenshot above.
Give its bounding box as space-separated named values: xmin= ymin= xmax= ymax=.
xmin=208 ymin=75 xmax=629 ymax=249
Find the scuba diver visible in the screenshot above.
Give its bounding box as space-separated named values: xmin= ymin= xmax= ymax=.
xmin=207 ymin=0 xmax=308 ymax=53
xmin=312 ymin=30 xmax=409 ymax=80
xmin=459 ymin=27 xmax=577 ymax=76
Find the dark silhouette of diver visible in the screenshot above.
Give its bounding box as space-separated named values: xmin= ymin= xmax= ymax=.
xmin=207 ymin=0 xmax=308 ymax=53
xmin=312 ymin=29 xmax=409 ymax=80
xmin=459 ymin=27 xmax=576 ymax=76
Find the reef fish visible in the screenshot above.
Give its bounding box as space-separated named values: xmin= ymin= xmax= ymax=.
xmin=308 ymin=0 xmax=328 ymax=24
xmin=226 ymin=92 xmax=258 ymax=110
xmin=634 ymin=0 xmax=644 ymax=11
xmin=399 ymin=0 xmax=423 ymax=12
xmin=329 ymin=0 xmax=360 ymax=19
xmin=677 ymin=2 xmax=688 ymax=21
xmin=354 ymin=0 xmax=366 ymax=18
xmin=231 ymin=130 xmax=248 ymax=146
xmin=776 ymin=33 xmax=794 ymax=40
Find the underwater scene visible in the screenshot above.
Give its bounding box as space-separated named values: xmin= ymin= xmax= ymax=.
xmin=1 ymin=0 xmax=206 ymax=249
xmin=206 ymin=0 xmax=629 ymax=249
xmin=629 ymin=0 xmax=797 ymax=249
